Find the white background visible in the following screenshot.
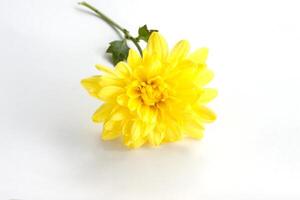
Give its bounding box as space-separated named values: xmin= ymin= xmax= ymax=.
xmin=1 ymin=0 xmax=300 ymax=199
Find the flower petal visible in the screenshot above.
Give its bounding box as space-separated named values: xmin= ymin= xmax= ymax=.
xmin=147 ymin=32 xmax=168 ymax=61
xmin=131 ymin=120 xmax=143 ymax=141
xmin=81 ymin=76 xmax=102 ymax=98
xmin=115 ymin=61 xmax=131 ymax=77
xmin=99 ymin=77 xmax=123 ymax=87
xmin=197 ymin=89 xmax=218 ymax=104
xmin=123 ymin=120 xmax=146 ymax=149
xmin=110 ymin=109 xmax=127 ymax=121
xmin=184 ymin=119 xmax=205 ymax=139
xmin=169 ymin=40 xmax=190 ymax=63
xmin=127 ymin=48 xmax=141 ymax=68
xmin=102 ymin=130 xmax=120 ymax=140
xmin=195 ymin=69 xmax=214 ymax=87
xmin=95 ymin=64 xmax=117 ymax=77
xmin=92 ymin=103 xmax=115 ymax=122
xmin=145 ymin=60 xmax=162 ymax=79
xmin=186 ymin=129 xmax=204 ymax=139
xmin=126 ymin=80 xmax=140 ymax=97
xmin=123 ymin=120 xmax=133 ymax=137
xmin=97 ymin=86 xmax=124 ymax=101
xmin=102 ymin=119 xmax=123 ymax=140
xmin=193 ymin=105 xmax=217 ymax=122
xmin=129 ymin=137 xmax=146 ymax=149
xmin=116 ymin=94 xmax=128 ymax=106
xmin=103 ymin=120 xmax=116 ymax=131
xmin=164 ymin=121 xmax=182 ymax=142
xmin=188 ymin=48 xmax=208 ymax=64
xmin=148 ymin=131 xmax=164 ymax=146
xmin=137 ymin=105 xmax=157 ymax=123
xmin=128 ymin=97 xmax=141 ymax=111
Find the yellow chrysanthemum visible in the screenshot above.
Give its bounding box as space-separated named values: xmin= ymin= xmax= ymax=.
xmin=81 ymin=32 xmax=217 ymax=148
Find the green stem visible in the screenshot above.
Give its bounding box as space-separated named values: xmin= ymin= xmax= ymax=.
xmin=78 ymin=1 xmax=143 ymax=56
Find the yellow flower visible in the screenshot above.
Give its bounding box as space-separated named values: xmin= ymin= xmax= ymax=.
xmin=81 ymin=32 xmax=217 ymax=148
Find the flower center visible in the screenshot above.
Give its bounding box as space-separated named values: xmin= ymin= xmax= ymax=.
xmin=140 ymin=81 xmax=165 ymax=106
xmin=128 ymin=77 xmax=168 ymax=107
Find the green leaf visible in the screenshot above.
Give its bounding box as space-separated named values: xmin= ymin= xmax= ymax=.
xmin=137 ymin=25 xmax=158 ymax=42
xmin=106 ymin=40 xmax=129 ymax=65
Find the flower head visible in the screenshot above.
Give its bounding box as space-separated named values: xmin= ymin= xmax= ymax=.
xmin=82 ymin=32 xmax=217 ymax=148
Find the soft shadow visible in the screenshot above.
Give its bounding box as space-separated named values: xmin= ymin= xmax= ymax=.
xmin=35 ymin=102 xmax=206 ymax=192
xmin=96 ymin=48 xmax=114 ymax=65
xmin=98 ymin=138 xmax=130 ymax=152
